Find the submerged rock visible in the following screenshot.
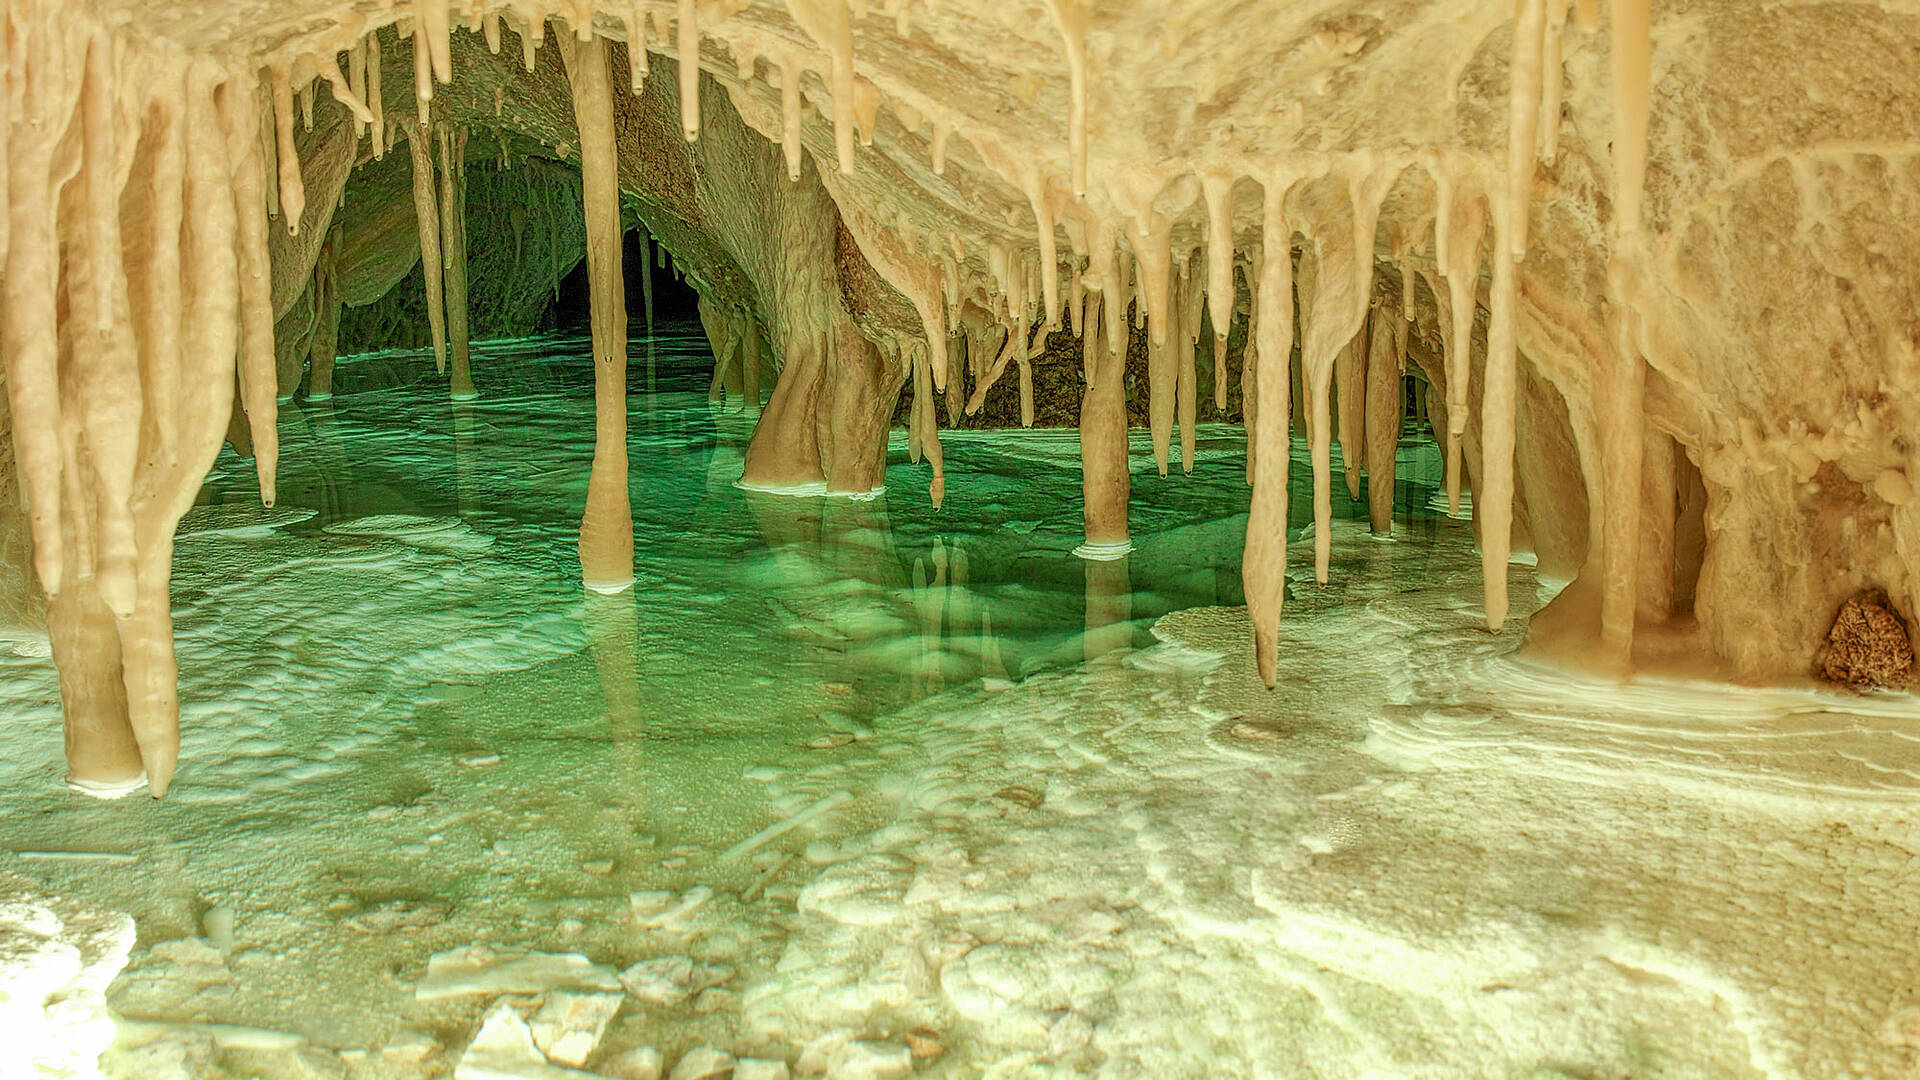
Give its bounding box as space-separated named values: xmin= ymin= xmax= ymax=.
xmin=667 ymin=1045 xmax=736 ymax=1080
xmin=599 ymin=1046 xmax=665 ymax=1080
xmin=454 ymin=999 xmax=600 ymax=1079
xmin=1817 ymin=591 xmax=1914 ymax=689
xmin=527 ymin=991 xmax=621 ymax=1067
xmin=825 ymin=1041 xmax=911 ymax=1080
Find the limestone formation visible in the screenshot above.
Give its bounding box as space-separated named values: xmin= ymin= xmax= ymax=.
xmin=5 ymin=0 xmax=1920 ymax=788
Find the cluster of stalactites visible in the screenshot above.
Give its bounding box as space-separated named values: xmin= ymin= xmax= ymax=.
xmin=0 ymin=0 xmax=285 ymax=795
xmin=237 ymin=0 xmax=1653 ymax=684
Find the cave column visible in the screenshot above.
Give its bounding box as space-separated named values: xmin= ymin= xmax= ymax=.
xmin=565 ymin=34 xmax=635 ymax=594
xmin=1076 ymin=293 xmax=1132 ymax=559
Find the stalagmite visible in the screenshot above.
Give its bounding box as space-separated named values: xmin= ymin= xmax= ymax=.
xmin=405 ymin=120 xmax=449 ymax=374
xmin=268 ymin=64 xmax=307 ymax=233
xmin=678 ymin=0 xmax=700 ymax=140
xmin=564 ymin=33 xmax=635 ymax=594
xmin=1363 ymin=303 xmax=1401 ymax=534
xmin=1244 ymin=175 xmax=1297 ymax=687
xmin=439 ymin=126 xmax=475 ymax=399
xmin=222 ymin=74 xmax=280 ymax=506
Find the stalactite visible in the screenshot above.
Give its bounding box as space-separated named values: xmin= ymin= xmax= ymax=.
xmin=484 ymin=10 xmax=503 ymax=54
xmin=520 ymin=13 xmax=543 ymax=72
xmin=1596 ymin=0 xmax=1655 ymax=665
xmin=5 ymin=18 xmax=82 ymax=596
xmin=345 ymin=45 xmax=369 ymax=139
xmin=308 ymin=225 xmax=342 ymax=399
xmin=405 ymin=120 xmax=449 ymax=374
xmin=1507 ymin=0 xmax=1547 ymax=256
xmin=73 ymin=29 xmax=141 ymax=618
xmin=1480 ymin=215 xmax=1519 ymax=633
xmin=915 ymin=344 xmax=946 ymax=508
xmin=1046 ymin=0 xmax=1090 ymax=197
xmin=1025 ymin=179 xmax=1059 ymax=329
xmin=417 ymin=0 xmax=454 ymax=88
xmin=1335 ymin=319 xmax=1366 ymax=499
xmin=1241 ymin=249 xmax=1262 ymax=485
xmin=1301 ymin=166 xmax=1393 ymax=584
xmin=221 ymin=73 xmax=280 ymax=507
xmin=368 ymin=27 xmax=386 ymax=157
xmin=268 ymin=64 xmax=306 ymax=233
xmin=930 ymin=119 xmax=950 ymax=175
xmin=786 ymin=0 xmax=857 ymax=172
xmin=779 ymin=59 xmax=803 ymax=181
xmin=316 ymin=51 xmax=374 ymax=127
xmin=640 ymin=231 xmax=656 ymax=339
xmin=413 ymin=20 xmax=435 ymax=107
xmin=1363 ymin=301 xmax=1401 ymax=535
xmin=1176 ymin=258 xmax=1201 ymax=474
xmin=1244 ymin=174 xmax=1298 ymax=687
xmin=1132 ymin=215 xmax=1174 ymax=475
xmin=1538 ymin=0 xmax=1569 ymax=164
xmin=439 ymin=126 xmax=475 ymax=399
xmin=563 ymin=33 xmax=635 ymax=594
xmin=1202 ymin=173 xmax=1236 ymax=338
xmin=678 ymin=0 xmax=700 ymax=139
xmin=1438 ymin=177 xmax=1486 ymax=515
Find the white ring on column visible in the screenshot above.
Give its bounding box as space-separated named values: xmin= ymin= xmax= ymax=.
xmin=1073 ymin=539 xmax=1133 ymax=561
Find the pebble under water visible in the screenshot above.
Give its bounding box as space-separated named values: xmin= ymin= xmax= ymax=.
xmin=4 ymin=325 xmax=1919 ymax=1079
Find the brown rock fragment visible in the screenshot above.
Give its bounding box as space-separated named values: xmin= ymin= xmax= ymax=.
xmin=1816 ymin=591 xmax=1914 ymax=689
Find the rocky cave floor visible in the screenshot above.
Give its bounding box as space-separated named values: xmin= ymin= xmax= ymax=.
xmin=5 ymin=326 xmax=1920 ymax=1080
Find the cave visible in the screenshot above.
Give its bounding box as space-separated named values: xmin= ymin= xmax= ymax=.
xmin=5 ymin=2 xmax=1920 ymax=1078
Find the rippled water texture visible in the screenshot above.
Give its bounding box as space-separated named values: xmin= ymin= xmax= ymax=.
xmin=3 ymin=326 xmax=1918 ymax=1079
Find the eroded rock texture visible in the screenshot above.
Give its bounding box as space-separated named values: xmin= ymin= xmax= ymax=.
xmin=7 ymin=0 xmax=1920 ymax=791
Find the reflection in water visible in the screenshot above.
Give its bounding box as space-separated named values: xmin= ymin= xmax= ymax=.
xmin=1084 ymin=556 xmax=1132 ymax=661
